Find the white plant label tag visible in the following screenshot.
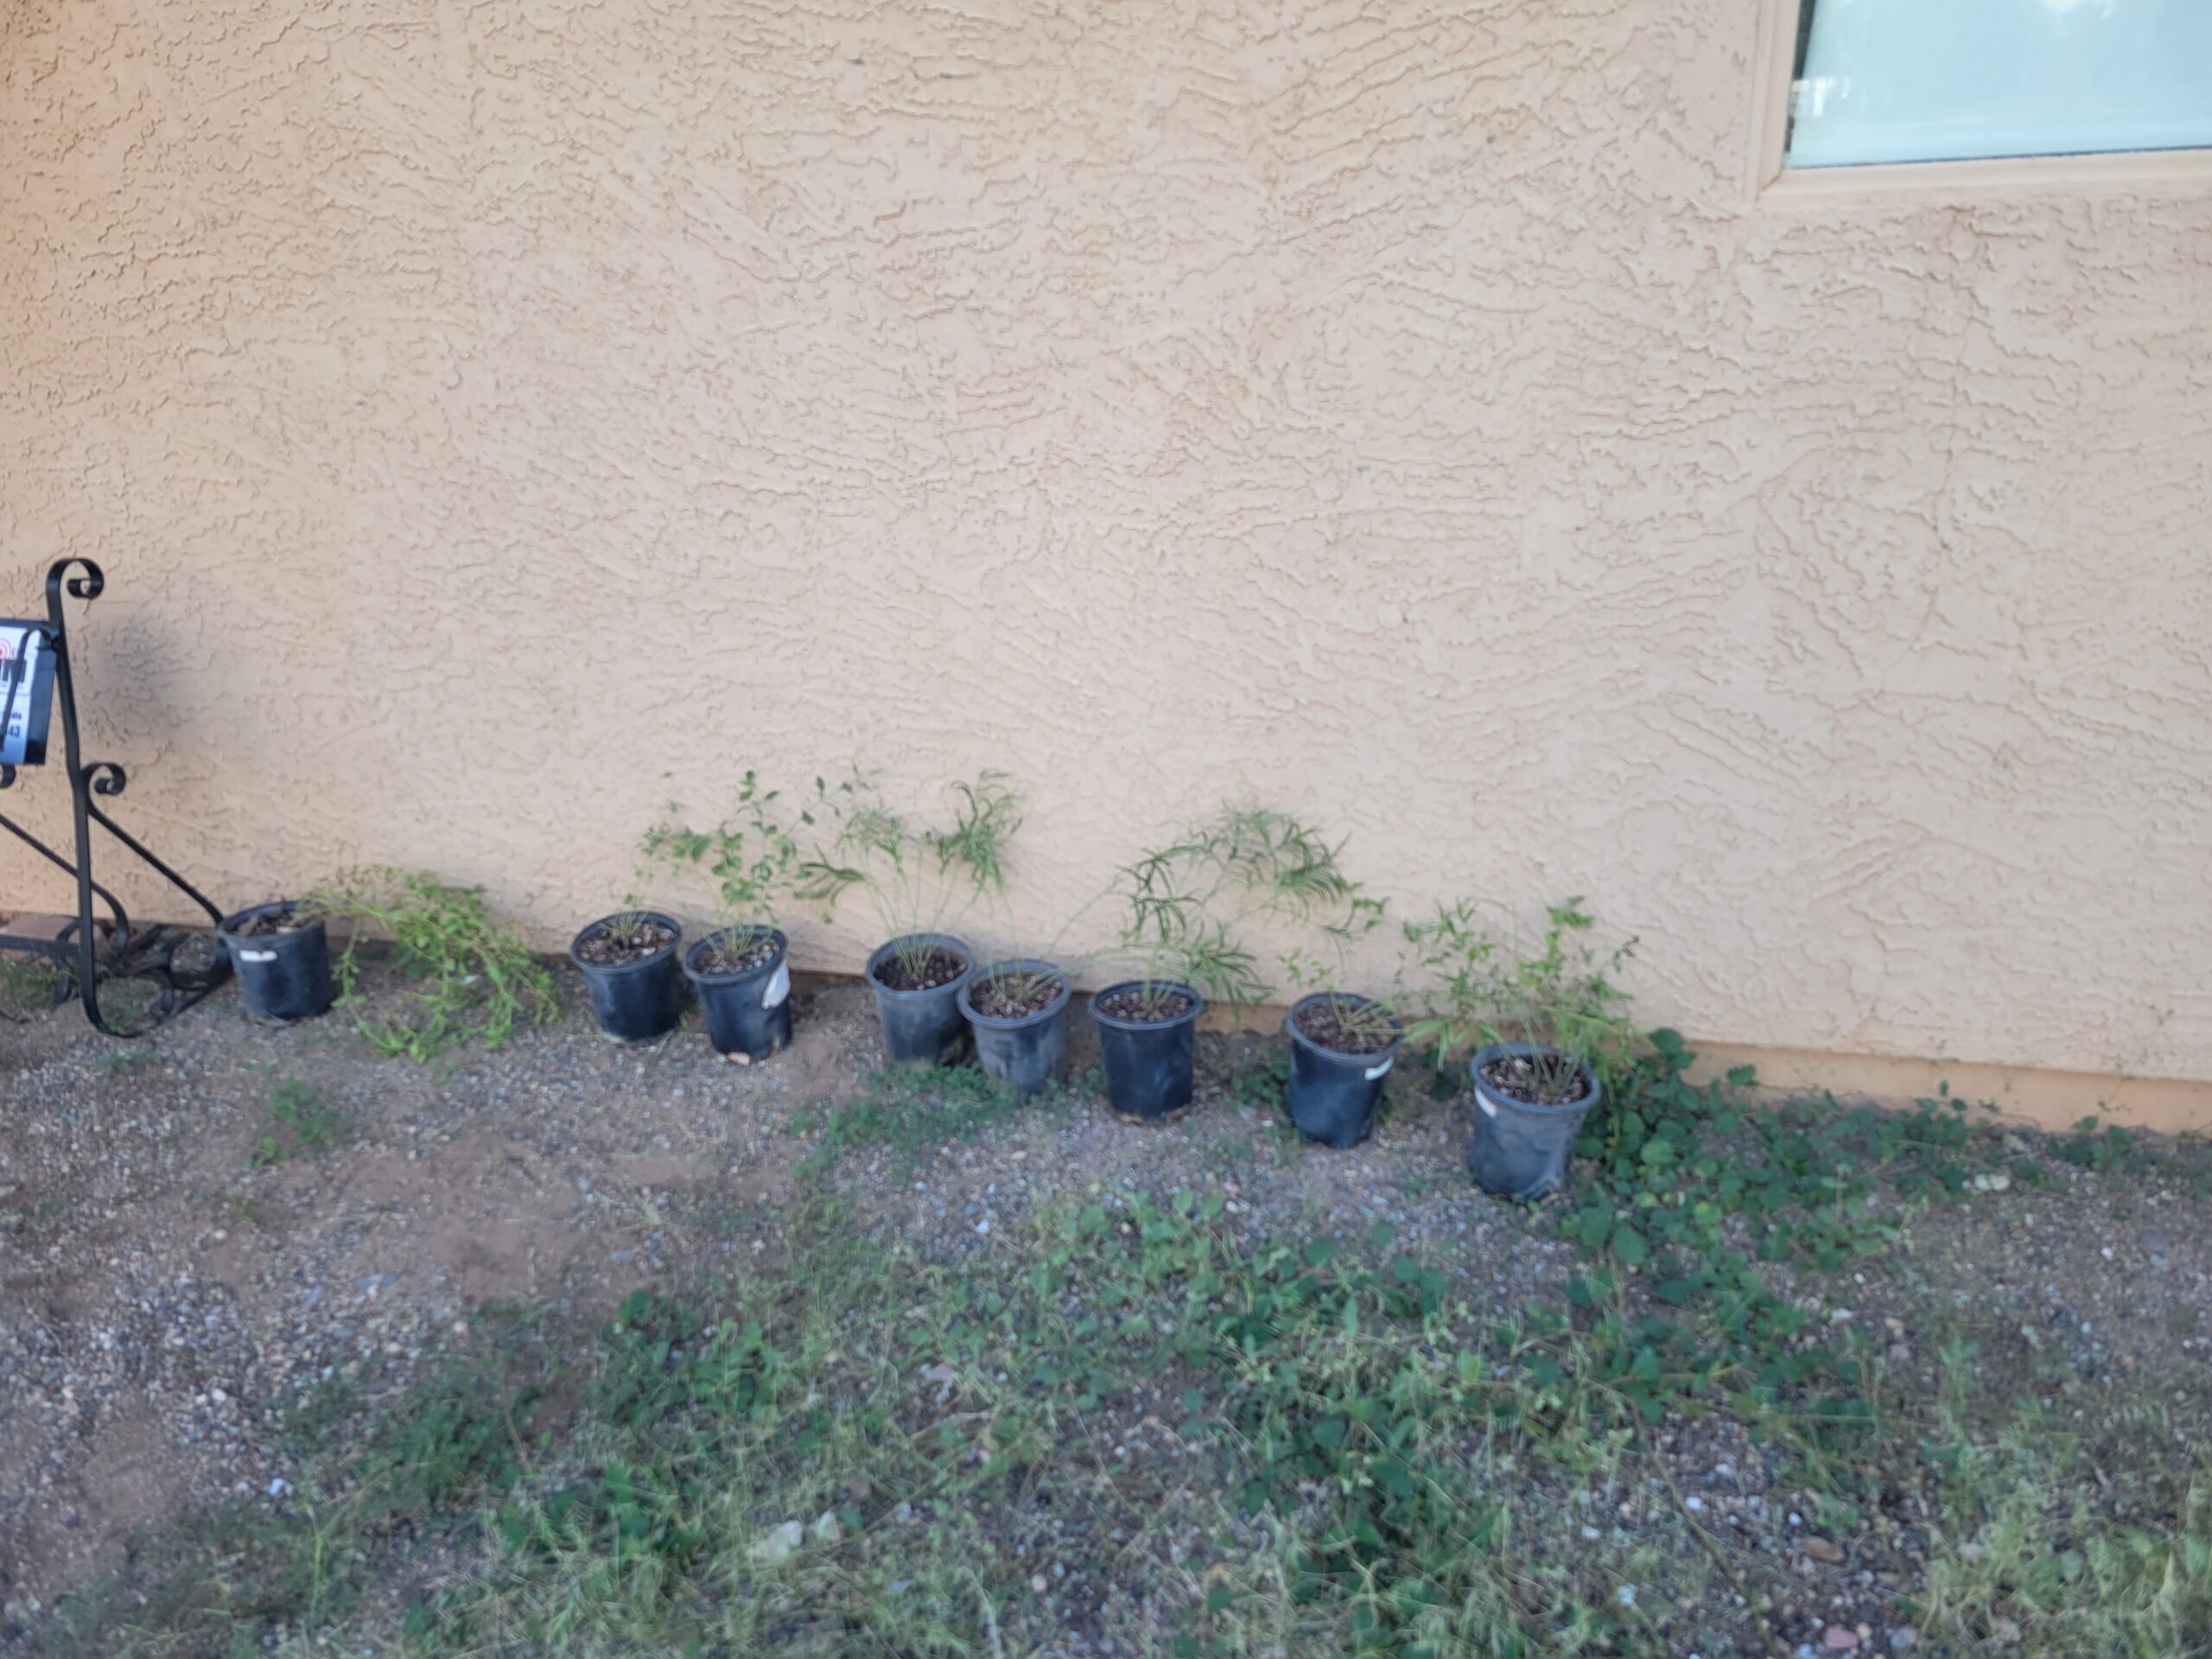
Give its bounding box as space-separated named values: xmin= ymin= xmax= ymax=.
xmin=1363 ymin=1057 xmax=1394 ymax=1081
xmin=762 ymin=963 xmax=790 ymax=1008
xmin=239 ymin=949 xmax=277 ymax=963
xmin=1478 ymin=1096 xmax=1498 ymax=1118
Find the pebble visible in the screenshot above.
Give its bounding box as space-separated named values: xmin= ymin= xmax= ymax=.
xmin=747 ymin=1521 xmax=804 ymax=1565
xmin=1823 ymin=1627 xmax=1859 ymax=1651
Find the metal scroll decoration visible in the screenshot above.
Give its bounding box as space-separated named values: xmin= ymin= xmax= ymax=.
xmin=0 ymin=558 xmax=231 ymax=1034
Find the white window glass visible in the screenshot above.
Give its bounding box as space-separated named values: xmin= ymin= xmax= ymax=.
xmin=1787 ymin=0 xmax=2212 ymax=168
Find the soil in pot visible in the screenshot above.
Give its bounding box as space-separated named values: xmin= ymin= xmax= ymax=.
xmin=1292 ymin=995 xmax=1397 ymax=1055
xmin=1478 ymin=1050 xmax=1590 ymax=1107
xmin=693 ymin=931 xmax=778 ymax=976
xmin=1094 ymin=985 xmax=1195 ymax=1023
xmin=966 ymin=970 xmax=1065 ymax=1020
xmin=229 ymin=904 xmax=307 ymax=939
xmin=575 ymin=918 xmax=677 ymax=968
xmin=871 ymin=945 xmax=967 ymax=993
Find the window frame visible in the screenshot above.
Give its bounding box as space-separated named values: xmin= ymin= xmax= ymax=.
xmin=1748 ymin=0 xmax=2212 ymax=207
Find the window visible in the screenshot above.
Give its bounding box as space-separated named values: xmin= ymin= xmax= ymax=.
xmin=1779 ymin=0 xmax=2212 ymax=171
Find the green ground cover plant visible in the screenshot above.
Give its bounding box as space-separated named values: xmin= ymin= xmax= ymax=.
xmin=248 ymin=1076 xmax=352 ymax=1166
xmin=40 ymin=1038 xmax=2212 ymax=1659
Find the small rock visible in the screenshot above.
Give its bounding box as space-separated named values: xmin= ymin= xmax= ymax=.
xmin=1823 ymin=1626 xmax=1860 ymax=1651
xmin=810 ymin=1510 xmax=842 ymax=1545
xmin=1888 ymin=1628 xmax=1917 ymax=1651
xmin=1803 ymin=1535 xmax=1844 ymax=1564
xmin=747 ymin=1520 xmax=804 ymax=1566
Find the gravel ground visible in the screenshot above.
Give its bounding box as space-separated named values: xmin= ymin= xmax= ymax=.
xmin=3 ymin=961 xmax=2209 ymax=1653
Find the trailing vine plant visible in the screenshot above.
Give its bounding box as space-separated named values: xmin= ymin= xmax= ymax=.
xmin=309 ymin=868 xmax=557 ymax=1061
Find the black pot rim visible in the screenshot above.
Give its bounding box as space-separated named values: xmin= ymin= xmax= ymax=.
xmin=865 ymin=931 xmax=974 ymax=1000
xmin=1470 ymin=1040 xmax=1600 ymax=1115
xmin=682 ymin=925 xmax=787 ymax=985
xmin=958 ymin=957 xmax=1072 ymax=1029
xmin=569 ymin=911 xmax=683 ymax=976
xmin=1285 ymin=990 xmax=1403 ymax=1061
xmin=1089 ymin=979 xmax=1205 ymax=1033
xmin=218 ymin=899 xmax=320 ymax=942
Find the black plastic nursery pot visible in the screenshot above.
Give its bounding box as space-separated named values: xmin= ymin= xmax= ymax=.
xmin=1284 ymin=992 xmax=1402 ymax=1148
xmin=1465 ymin=1040 xmax=1601 ymax=1200
xmin=1090 ymin=980 xmax=1203 ymax=1122
xmin=683 ymin=926 xmax=792 ymax=1061
xmin=569 ymin=912 xmax=684 ymax=1044
xmin=218 ymin=900 xmax=334 ymax=1024
xmin=866 ymin=932 xmax=975 ymax=1066
xmin=958 ymin=958 xmax=1072 ymax=1098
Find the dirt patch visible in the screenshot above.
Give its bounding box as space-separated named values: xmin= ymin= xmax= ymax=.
xmin=8 ymin=960 xmax=2212 ymax=1657
xmin=0 ymin=957 xmax=851 ymax=1616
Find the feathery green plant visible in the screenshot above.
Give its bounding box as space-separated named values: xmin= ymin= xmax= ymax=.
xmin=1120 ymin=807 xmax=1382 ymax=1025
xmin=794 ymin=768 xmax=1022 ymax=981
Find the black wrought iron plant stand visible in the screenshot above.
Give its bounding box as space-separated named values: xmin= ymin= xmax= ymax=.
xmin=1 ymin=558 xmax=230 ymax=1034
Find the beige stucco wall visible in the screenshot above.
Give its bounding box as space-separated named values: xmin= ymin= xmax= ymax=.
xmin=4 ymin=0 xmax=2209 ymax=1089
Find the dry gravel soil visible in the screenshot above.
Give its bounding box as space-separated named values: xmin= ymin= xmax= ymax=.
xmin=3 ymin=959 xmax=2209 ymax=1655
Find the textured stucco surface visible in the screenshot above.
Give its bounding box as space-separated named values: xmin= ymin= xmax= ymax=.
xmin=3 ymin=1 xmax=2209 ymax=1083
